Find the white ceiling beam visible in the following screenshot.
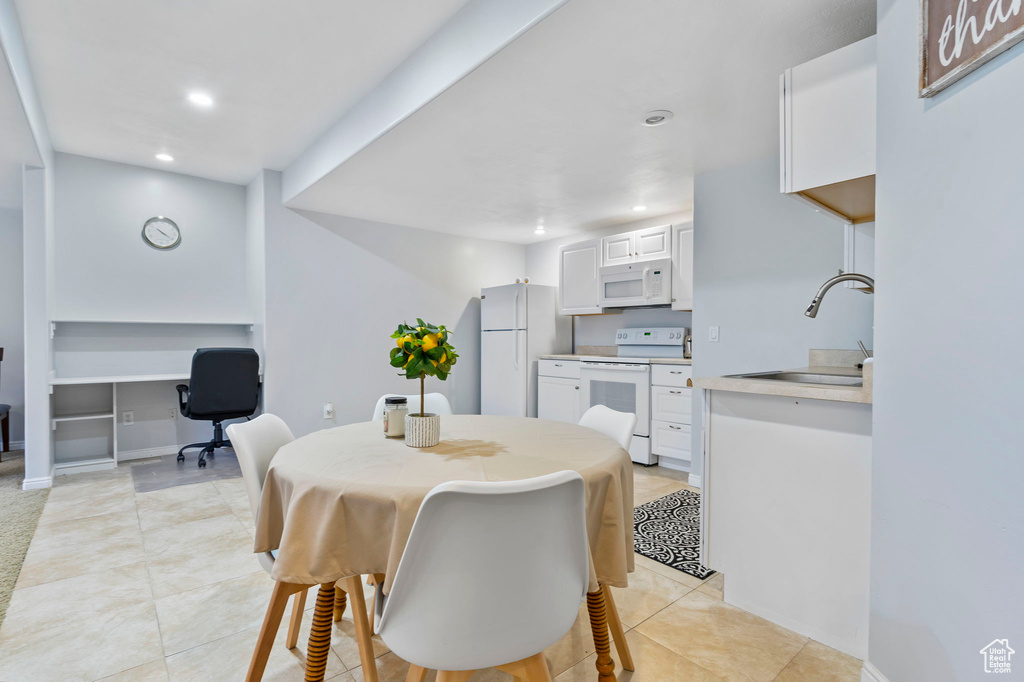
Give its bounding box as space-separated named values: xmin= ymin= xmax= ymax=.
xmin=0 ymin=0 xmax=51 ymax=166
xmin=281 ymin=0 xmax=568 ymax=205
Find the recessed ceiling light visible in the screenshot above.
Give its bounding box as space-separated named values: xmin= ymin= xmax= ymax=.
xmin=534 ymin=226 xmax=546 ymax=235
xmin=187 ymin=92 xmax=214 ymax=107
xmin=632 ymin=205 xmax=647 ymax=212
xmin=643 ymin=110 xmax=674 ymax=126
xmin=155 ymin=153 xmax=174 ymax=162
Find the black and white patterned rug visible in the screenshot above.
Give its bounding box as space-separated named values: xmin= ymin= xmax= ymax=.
xmin=634 ymin=488 xmax=715 ymax=580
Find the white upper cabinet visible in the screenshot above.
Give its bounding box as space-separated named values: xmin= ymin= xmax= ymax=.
xmin=558 ymin=238 xmax=602 ymax=315
xmin=780 ymin=35 xmax=876 ymax=223
xmin=671 ymin=223 xmax=694 ymax=311
xmin=602 ymin=232 xmax=635 ymax=267
xmin=601 ymin=224 xmax=671 ymax=266
xmin=634 ymin=225 xmax=672 ymax=262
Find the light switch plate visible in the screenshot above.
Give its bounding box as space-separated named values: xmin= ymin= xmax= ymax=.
xmin=709 ymin=326 xmax=720 ymax=343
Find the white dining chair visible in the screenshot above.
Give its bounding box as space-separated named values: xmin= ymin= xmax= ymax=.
xmin=577 ymin=404 xmax=638 ymax=672
xmin=578 ymin=404 xmax=638 ymax=451
xmin=370 ymin=392 xmax=453 ymax=421
xmin=374 ymin=471 xmax=589 ymax=681
xmin=228 ymin=414 xmax=378 ymax=682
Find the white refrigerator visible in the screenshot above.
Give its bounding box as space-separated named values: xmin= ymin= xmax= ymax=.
xmin=480 ymin=283 xmax=570 ymax=417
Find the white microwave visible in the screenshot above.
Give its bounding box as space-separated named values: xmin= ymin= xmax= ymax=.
xmin=598 ymin=258 xmax=672 ymax=308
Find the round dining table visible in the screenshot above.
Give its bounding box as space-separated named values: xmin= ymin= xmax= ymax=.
xmin=253 ymin=415 xmax=635 ymax=682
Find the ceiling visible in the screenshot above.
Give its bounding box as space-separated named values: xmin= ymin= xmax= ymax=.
xmin=13 ymin=0 xmax=470 ymax=184
xmin=12 ymin=0 xmax=874 ymax=240
xmin=290 ymin=0 xmax=875 ymax=243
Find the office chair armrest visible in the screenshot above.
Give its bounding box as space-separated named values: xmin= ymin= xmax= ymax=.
xmin=175 ymin=384 xmax=190 ymax=413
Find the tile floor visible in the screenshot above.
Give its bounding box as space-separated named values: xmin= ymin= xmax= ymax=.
xmin=0 ymin=463 xmax=862 ymax=682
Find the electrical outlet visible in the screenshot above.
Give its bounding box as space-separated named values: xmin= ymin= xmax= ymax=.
xmin=323 ymin=402 xmax=335 ymax=420
xmin=168 ymin=408 xmax=176 ymax=419
xmin=122 ymin=410 xmax=134 ymax=426
xmin=709 ymin=326 xmax=720 ymax=343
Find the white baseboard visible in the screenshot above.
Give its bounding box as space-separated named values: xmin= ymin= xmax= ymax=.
xmin=688 ymin=473 xmax=702 ymax=488
xmin=22 ymin=474 xmax=53 ymax=490
xmin=656 ymin=456 xmax=691 ymax=473
xmin=861 ymin=661 xmax=889 ymax=682
xmin=7 ymin=440 xmax=25 ymax=450
xmin=117 ymin=444 xmax=191 ymax=462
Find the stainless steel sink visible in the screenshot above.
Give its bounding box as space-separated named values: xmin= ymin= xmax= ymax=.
xmin=725 ymin=370 xmax=863 ymax=387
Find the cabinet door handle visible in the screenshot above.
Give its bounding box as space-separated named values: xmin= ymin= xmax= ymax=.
xmin=575 ymin=386 xmax=579 ymax=390
xmin=554 ymin=363 xmax=563 ymax=367
xmin=670 ymin=370 xmax=682 ymax=374
xmin=669 ymin=390 xmax=682 ymax=394
xmin=669 ymin=425 xmax=681 ymax=430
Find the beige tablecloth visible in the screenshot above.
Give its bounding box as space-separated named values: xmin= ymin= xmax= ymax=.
xmin=254 ymin=415 xmax=634 ymax=592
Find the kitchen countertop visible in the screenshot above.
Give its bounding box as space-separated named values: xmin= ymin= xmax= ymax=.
xmin=693 ymin=362 xmax=872 ymax=404
xmin=538 ymin=354 xmax=692 ymax=365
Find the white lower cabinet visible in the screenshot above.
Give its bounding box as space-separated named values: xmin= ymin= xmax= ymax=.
xmin=538 ymin=373 xmax=581 ymax=424
xmin=651 ymin=385 xmax=692 ymax=424
xmin=651 ymin=420 xmax=691 ymax=460
xmin=650 ymin=364 xmax=693 ymax=465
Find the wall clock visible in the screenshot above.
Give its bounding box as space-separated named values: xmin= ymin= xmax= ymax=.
xmin=142 ymin=216 xmax=181 ymax=250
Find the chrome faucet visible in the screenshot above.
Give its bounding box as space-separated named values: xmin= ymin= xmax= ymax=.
xmin=804 ymin=272 xmax=875 ymax=318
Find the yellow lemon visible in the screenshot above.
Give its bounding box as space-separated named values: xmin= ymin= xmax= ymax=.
xmin=422 ymin=333 xmax=439 ymax=351
xmin=437 ymin=331 xmax=446 ymax=344
xmin=397 ymin=334 xmax=413 ymax=348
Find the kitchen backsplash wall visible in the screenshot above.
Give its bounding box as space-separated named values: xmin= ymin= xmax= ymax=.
xmin=573 ymin=308 xmax=693 ymax=351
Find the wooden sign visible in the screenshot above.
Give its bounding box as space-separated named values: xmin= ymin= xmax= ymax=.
xmin=920 ymin=0 xmax=1024 ymax=96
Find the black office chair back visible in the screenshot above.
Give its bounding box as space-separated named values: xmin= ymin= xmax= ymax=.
xmin=186 ymin=348 xmax=260 ymax=420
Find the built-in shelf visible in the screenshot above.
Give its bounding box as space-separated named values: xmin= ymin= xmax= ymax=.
xmin=53 ymin=456 xmax=117 ymax=475
xmin=51 ymin=411 xmax=114 ymax=427
xmin=51 ymin=318 xmax=254 ymax=326
xmin=50 ymin=373 xmax=191 ymax=386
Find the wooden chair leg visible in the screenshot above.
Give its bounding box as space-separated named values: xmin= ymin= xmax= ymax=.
xmin=286 ymin=587 xmax=308 ymax=649
xmin=345 ymin=575 xmax=378 ymax=682
xmin=436 ymin=672 xmax=474 ymax=682
xmin=602 ymin=584 xmax=634 ymax=671
xmin=405 ymin=664 xmax=428 ymax=682
xmin=1 ymin=414 xmax=8 ymax=455
xmin=333 ymin=586 xmax=347 ymax=622
xmin=246 ymin=580 xmax=305 ymax=682
xmin=304 ymin=583 xmax=336 ymax=682
xmin=586 ymin=588 xmax=617 ymax=682
xmin=496 ymin=653 xmax=552 ymax=682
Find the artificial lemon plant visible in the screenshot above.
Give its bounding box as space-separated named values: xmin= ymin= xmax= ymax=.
xmin=389 ymin=319 xmax=459 ymax=416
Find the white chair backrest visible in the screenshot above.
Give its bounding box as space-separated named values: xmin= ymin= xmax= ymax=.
xmin=226 ymin=414 xmax=295 ymax=519
xmin=376 ymin=471 xmax=589 ymax=672
xmin=370 ymin=392 xmax=453 ymax=421
xmin=579 ymin=405 xmax=637 ymax=451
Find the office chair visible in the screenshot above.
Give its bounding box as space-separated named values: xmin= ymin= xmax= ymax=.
xmin=0 ymin=348 xmax=9 ymax=458
xmin=176 ymin=348 xmax=260 ymax=468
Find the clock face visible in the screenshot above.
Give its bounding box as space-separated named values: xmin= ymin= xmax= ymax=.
xmin=142 ymin=217 xmax=181 ymax=249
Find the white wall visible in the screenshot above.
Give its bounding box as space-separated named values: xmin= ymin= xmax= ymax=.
xmin=0 ymin=207 xmax=23 ymax=443
xmin=53 ymin=153 xmax=248 ymax=322
xmin=525 ymin=212 xmax=694 ymax=349
xmin=868 ymin=2 xmax=1024 ymax=679
xmin=692 ymin=155 xmax=875 ymax=479
xmin=261 ymin=171 xmax=525 ymax=437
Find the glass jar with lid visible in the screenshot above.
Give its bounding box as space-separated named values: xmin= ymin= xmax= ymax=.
xmin=383 ymin=397 xmax=408 ymax=438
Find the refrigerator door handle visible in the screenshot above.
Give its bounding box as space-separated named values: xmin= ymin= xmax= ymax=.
xmin=513 ymin=287 xmax=520 ymax=330
xmin=513 ymin=330 xmax=519 ymax=371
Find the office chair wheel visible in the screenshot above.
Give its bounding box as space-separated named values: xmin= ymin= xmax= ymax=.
xmin=177 ymin=453 xmax=185 ymax=463
xmin=198 ymin=458 xmax=207 ymax=468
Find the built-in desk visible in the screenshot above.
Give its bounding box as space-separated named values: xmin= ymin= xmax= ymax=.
xmin=48 ymin=320 xmax=255 ymax=475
